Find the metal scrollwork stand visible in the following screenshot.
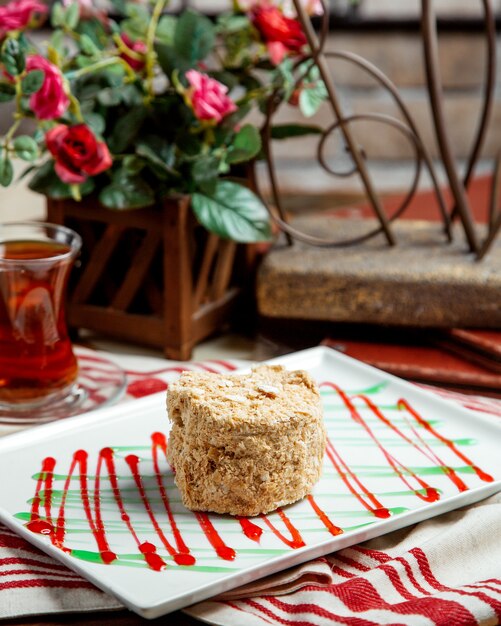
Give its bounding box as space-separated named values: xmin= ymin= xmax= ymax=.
xmin=261 ymin=0 xmax=500 ymax=260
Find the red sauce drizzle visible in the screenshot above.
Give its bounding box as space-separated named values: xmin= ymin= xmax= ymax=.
xmin=25 ymin=519 xmax=54 ymax=535
xmin=307 ymin=496 xmax=343 ymax=536
xmin=325 ymin=437 xmax=391 ymax=519
xmin=329 ymin=385 xmax=440 ymax=502
xmin=27 ymin=457 xmax=56 ymax=534
xmin=398 ymin=399 xmax=494 ymax=483
xmin=195 ymin=513 xmax=236 ymax=560
xmin=238 ymin=517 xmax=264 ymax=542
xmin=139 ymin=541 xmax=166 ymax=572
xmin=61 ymin=450 xmax=116 ymax=561
xmin=260 ymin=509 xmax=305 ymax=549
xmin=27 ymin=451 xmax=117 ymax=562
xmin=151 ymin=433 xmax=196 ymax=566
xmin=98 ymin=447 xmax=142 ymax=554
xmin=124 ymin=454 xmax=170 ymax=570
xmin=359 ymin=395 xmax=468 ymax=493
xmin=126 ymin=452 xmax=188 ymax=568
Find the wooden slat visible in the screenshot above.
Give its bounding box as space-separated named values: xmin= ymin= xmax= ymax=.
xmin=193 ymin=233 xmax=219 ymax=310
xmin=111 ymin=231 xmax=161 ymax=311
xmin=192 ymin=287 xmax=241 ymax=343
xmin=75 ymin=219 xmax=100 ymax=253
xmin=71 ymin=224 xmax=124 ymax=304
xmin=69 ymin=304 xmax=164 ymax=347
xmin=54 ymin=197 xmax=172 ymax=230
xmin=211 ymin=240 xmax=237 ymax=301
xmin=144 ymin=276 xmax=163 ymax=315
xmin=162 ymin=196 xmax=193 ymax=357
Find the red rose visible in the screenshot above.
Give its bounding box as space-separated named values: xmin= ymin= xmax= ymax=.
xmin=45 ymin=124 xmax=112 ymax=185
xmin=0 ymin=0 xmax=47 ymax=39
xmin=251 ymin=5 xmax=307 ymax=65
xmin=119 ymin=34 xmax=147 ymax=72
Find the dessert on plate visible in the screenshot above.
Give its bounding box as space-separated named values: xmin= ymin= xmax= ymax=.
xmin=166 ymin=364 xmax=326 ymax=516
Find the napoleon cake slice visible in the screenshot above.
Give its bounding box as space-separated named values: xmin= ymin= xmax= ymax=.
xmin=166 ymin=364 xmax=326 ymax=517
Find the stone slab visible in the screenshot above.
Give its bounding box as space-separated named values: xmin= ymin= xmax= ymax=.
xmin=257 ymin=218 xmax=501 ymax=328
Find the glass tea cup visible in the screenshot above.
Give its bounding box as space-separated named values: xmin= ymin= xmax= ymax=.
xmin=0 ymin=222 xmax=82 ymax=411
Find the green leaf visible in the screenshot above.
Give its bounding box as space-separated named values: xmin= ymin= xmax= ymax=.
xmin=156 ymin=15 xmax=176 ymax=45
xmin=77 ymin=82 xmax=102 ymax=101
xmin=270 ymin=124 xmax=323 ymax=139
xmin=75 ymin=54 xmax=96 ymax=69
xmin=121 ymin=19 xmax=147 ymax=41
xmin=217 ymin=14 xmax=250 ymax=34
xmin=218 ymin=102 xmax=251 ymax=133
xmin=191 ymin=154 xmax=220 ymax=195
xmin=97 ymin=87 xmax=122 ymax=107
xmin=12 ymin=136 xmax=39 ymax=161
xmin=174 ymin=132 xmax=201 ymax=157
xmin=77 ymin=18 xmax=107 ymax=49
xmin=155 ymin=43 xmax=191 ymax=78
xmin=298 ymin=81 xmax=328 ymax=118
xmin=27 ymin=159 xmax=54 ymax=192
xmin=217 ymin=13 xmax=254 ymax=66
xmin=0 ymin=154 xmax=14 ymax=187
xmin=51 ymin=3 xmax=65 ymax=28
xmin=136 ymin=139 xmax=179 ymax=179
xmin=192 ymin=180 xmax=272 ymax=242
xmin=274 ymin=57 xmax=296 ymax=100
xmin=64 ymin=2 xmax=80 ymax=30
xmin=49 ymin=29 xmax=65 ymax=54
xmin=125 ymin=3 xmax=149 ymax=21
xmin=174 ymin=10 xmax=215 ymax=64
xmin=18 ymin=164 xmax=37 ymax=181
xmin=84 ymin=112 xmax=105 ymax=137
xmin=21 ymin=70 xmax=44 ymax=96
xmin=122 ymin=155 xmax=144 ymax=175
xmin=0 ymin=82 xmax=16 ymax=103
xmin=1 ymin=38 xmax=25 ymax=76
xmin=105 ymin=66 xmax=126 ymax=88
xmin=79 ymin=33 xmax=99 ymax=56
xmin=121 ymin=7 xmax=149 ymax=41
xmin=226 ymin=124 xmax=261 ymax=164
xmin=99 ymin=175 xmax=155 ymax=210
xmin=121 ymin=84 xmax=143 ymax=107
xmin=109 ymin=0 xmax=127 ymax=16
xmin=109 ymin=107 xmax=146 ymax=153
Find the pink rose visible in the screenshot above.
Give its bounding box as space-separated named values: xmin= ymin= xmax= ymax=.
xmin=26 ymin=55 xmax=69 ymax=120
xmin=185 ymin=70 xmax=237 ymax=124
xmin=119 ymin=34 xmax=147 ymax=72
xmin=46 ymin=124 xmax=113 ymax=185
xmin=0 ymin=0 xmax=47 ymax=38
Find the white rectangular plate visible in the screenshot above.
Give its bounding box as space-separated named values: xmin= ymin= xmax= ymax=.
xmin=0 ymin=347 xmax=500 ymax=619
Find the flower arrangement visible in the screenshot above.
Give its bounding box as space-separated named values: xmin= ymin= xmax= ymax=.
xmin=0 ymin=0 xmax=326 ymax=242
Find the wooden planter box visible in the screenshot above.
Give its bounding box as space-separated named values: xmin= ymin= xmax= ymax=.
xmin=46 ymin=196 xmax=259 ymax=360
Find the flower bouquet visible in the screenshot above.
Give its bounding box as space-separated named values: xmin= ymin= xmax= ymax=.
xmin=0 ymin=0 xmax=327 ymax=243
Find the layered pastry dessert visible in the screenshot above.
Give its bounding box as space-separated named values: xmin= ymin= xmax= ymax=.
xmin=167 ymin=365 xmax=326 ymax=516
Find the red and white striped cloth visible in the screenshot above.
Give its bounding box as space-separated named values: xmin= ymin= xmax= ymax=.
xmin=1 ymin=349 xmax=500 ymax=625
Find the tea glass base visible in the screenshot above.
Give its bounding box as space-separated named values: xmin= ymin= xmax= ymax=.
xmin=0 ymin=347 xmax=126 ymax=425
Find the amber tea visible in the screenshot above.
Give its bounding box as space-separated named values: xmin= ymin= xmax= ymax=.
xmin=0 ymin=223 xmax=81 ymax=408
